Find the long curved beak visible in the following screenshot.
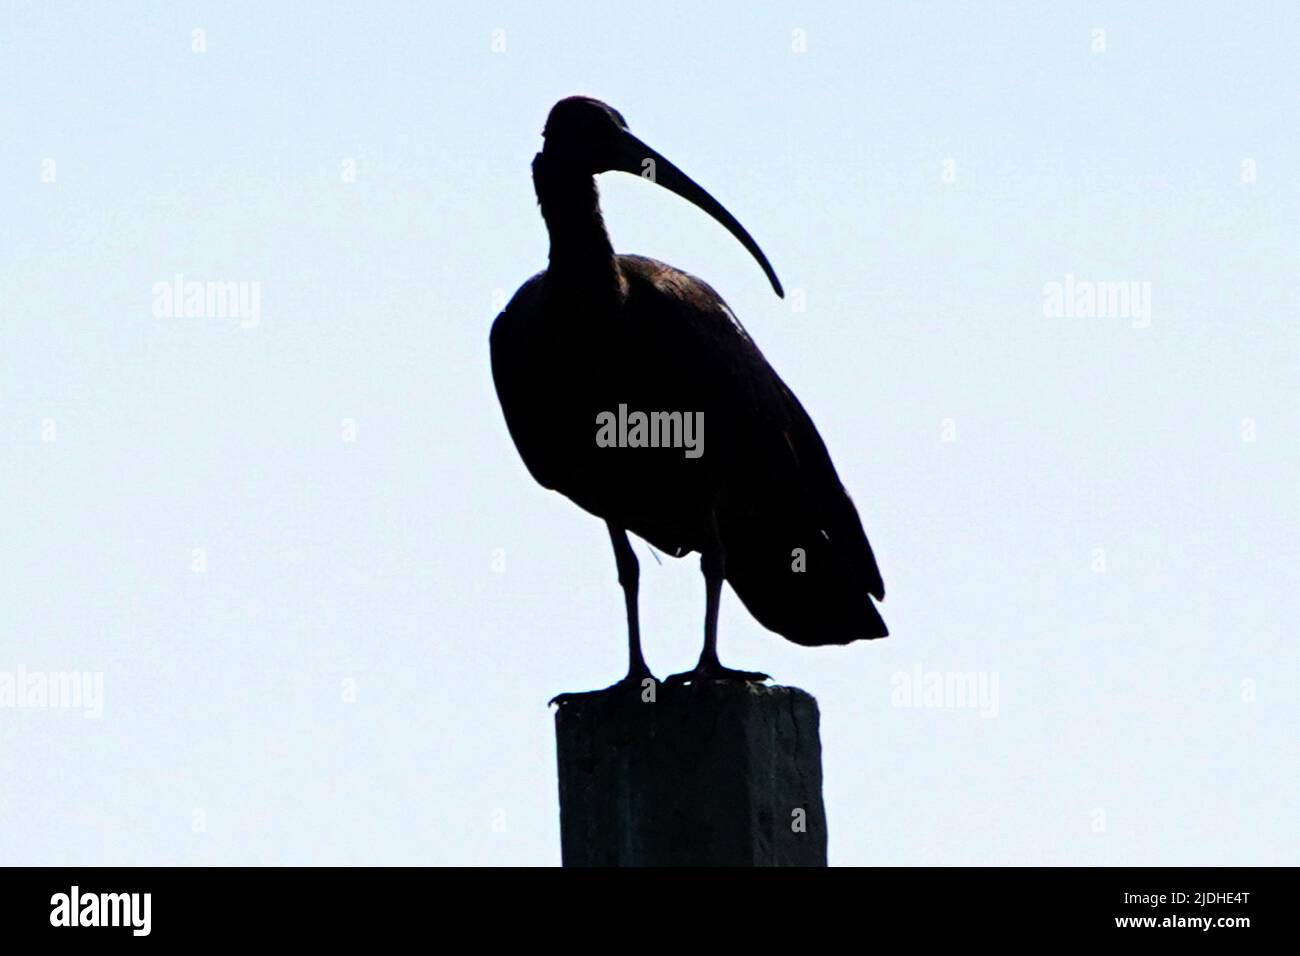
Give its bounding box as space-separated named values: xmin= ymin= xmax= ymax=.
xmin=614 ymin=132 xmax=784 ymax=298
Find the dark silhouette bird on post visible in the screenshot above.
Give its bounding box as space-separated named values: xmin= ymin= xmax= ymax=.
xmin=491 ymin=97 xmax=887 ymax=691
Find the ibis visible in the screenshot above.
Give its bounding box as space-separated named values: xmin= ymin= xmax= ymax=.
xmin=490 ymin=97 xmax=887 ymax=690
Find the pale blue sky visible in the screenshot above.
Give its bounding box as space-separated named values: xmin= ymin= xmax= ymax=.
xmin=1 ymin=2 xmax=1296 ymax=865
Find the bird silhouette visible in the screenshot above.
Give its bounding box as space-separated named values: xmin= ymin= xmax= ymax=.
xmin=491 ymin=97 xmax=887 ymax=692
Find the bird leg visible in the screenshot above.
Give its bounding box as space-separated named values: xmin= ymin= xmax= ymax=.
xmin=550 ymin=523 xmax=656 ymax=706
xmin=666 ymin=510 xmax=769 ymax=685
xmin=608 ymin=523 xmax=654 ymax=685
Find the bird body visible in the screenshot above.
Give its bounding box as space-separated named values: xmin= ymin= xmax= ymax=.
xmin=490 ymin=97 xmax=887 ymax=686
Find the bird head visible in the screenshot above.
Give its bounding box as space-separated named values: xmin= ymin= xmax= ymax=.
xmin=539 ymin=96 xmax=784 ymax=298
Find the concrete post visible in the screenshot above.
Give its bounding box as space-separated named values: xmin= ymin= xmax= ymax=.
xmin=554 ymin=681 xmax=828 ymax=866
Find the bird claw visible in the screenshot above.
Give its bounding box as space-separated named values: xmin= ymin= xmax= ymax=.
xmin=549 ymin=670 xmax=659 ymax=707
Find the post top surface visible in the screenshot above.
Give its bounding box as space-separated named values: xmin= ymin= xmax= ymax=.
xmin=551 ymin=680 xmax=819 ymax=718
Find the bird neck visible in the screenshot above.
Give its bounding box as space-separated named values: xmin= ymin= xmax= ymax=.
xmin=532 ymin=152 xmax=622 ymax=298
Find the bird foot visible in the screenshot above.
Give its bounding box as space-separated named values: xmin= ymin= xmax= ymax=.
xmin=549 ymin=669 xmax=658 ymax=707
xmin=663 ymin=663 xmax=770 ymax=686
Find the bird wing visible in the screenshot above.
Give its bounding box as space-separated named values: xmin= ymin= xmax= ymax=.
xmin=618 ymin=256 xmax=886 ymax=642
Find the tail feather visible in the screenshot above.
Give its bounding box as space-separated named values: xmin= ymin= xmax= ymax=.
xmin=720 ymin=505 xmax=888 ymax=646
